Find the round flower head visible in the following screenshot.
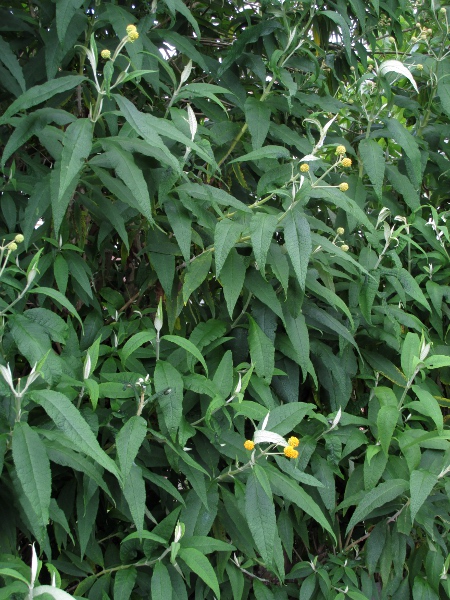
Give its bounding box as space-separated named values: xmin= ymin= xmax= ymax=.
xmin=244 ymin=440 xmax=255 ymax=451
xmin=416 ymin=64 xmax=424 ymax=71
xmin=284 ymin=446 xmax=299 ymax=459
xmin=101 ymin=49 xmax=111 ymax=59
xmin=128 ymin=30 xmax=139 ymax=42
xmin=341 ymin=157 xmax=352 ymax=168
xmin=7 ymin=242 xmax=17 ymax=251
xmin=14 ymin=234 xmax=24 ymax=244
xmin=300 ymin=163 xmax=309 ymax=173
xmin=337 ymin=227 xmax=345 ymax=235
xmin=335 ymin=145 xmax=346 ymax=155
xmin=126 ymin=24 xmax=137 ymax=34
xmin=341 ymin=244 xmax=349 ymax=252
xmin=288 ymin=436 xmax=300 ymax=448
xmin=339 ymin=182 xmax=349 ymax=192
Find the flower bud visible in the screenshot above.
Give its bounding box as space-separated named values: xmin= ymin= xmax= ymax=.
xmin=7 ymin=242 xmax=17 ymax=251
xmin=417 ymin=64 xmax=424 ymax=71
xmin=339 ymin=182 xmax=349 ymax=192
xmin=341 ymin=157 xmax=352 ymax=167
xmin=126 ymin=24 xmax=137 ymax=34
xmin=337 ymin=227 xmax=345 ymax=235
xmin=300 ymin=163 xmax=309 ymax=172
xmin=128 ymin=30 xmax=139 ymax=42
xmin=27 ymin=268 xmax=38 ymax=285
xmin=101 ymin=49 xmax=111 ymax=59
xmin=14 ymin=234 xmax=24 ymax=244
xmin=341 ymin=244 xmax=350 ymax=252
xmin=335 ymin=145 xmax=346 ymax=155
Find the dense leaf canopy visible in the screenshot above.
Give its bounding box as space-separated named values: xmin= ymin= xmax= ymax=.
xmin=1 ymin=0 xmax=450 ymax=598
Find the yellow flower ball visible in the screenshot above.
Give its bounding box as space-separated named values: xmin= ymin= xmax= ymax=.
xmin=14 ymin=234 xmax=24 ymax=244
xmin=7 ymin=242 xmax=17 ymax=251
xmin=337 ymin=227 xmax=345 ymax=235
xmin=128 ymin=30 xmax=139 ymax=42
xmin=416 ymin=64 xmax=424 ymax=71
xmin=244 ymin=440 xmax=255 ymax=451
xmin=101 ymin=49 xmax=111 ymax=59
xmin=126 ymin=24 xmax=137 ymax=34
xmin=288 ymin=436 xmax=300 ymax=448
xmin=341 ymin=157 xmax=352 ymax=168
xmin=300 ymin=163 xmax=309 ymax=173
xmin=335 ymin=145 xmax=346 ymax=155
xmin=339 ymin=182 xmax=349 ymax=192
xmin=341 ymin=244 xmax=350 ymax=252
xmin=284 ymin=446 xmax=299 ymax=459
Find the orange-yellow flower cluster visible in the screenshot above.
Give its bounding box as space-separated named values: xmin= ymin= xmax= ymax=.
xmin=284 ymin=446 xmax=299 ymax=459
xmin=244 ymin=440 xmax=255 ymax=451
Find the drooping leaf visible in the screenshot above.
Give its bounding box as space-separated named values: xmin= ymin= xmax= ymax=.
xmin=409 ymin=470 xmax=438 ymax=523
xmin=244 ymin=97 xmax=271 ymax=150
xmin=31 ymin=390 xmax=120 ymax=480
xmin=283 ymin=208 xmax=311 ymax=290
xmin=116 ymin=416 xmax=147 ymax=480
xmin=359 ymin=138 xmax=384 ymax=200
xmin=178 ymin=548 xmax=221 ymax=599
xmin=0 ymin=75 xmax=86 ymax=124
xmin=214 ymin=219 xmax=242 ymax=277
xmin=12 ymin=422 xmax=51 ymax=529
xmin=345 ymin=479 xmax=409 ymax=533
xmin=245 ymin=470 xmax=276 ymax=566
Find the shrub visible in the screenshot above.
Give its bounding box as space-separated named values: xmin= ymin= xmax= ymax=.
xmin=1 ymin=1 xmax=450 ymax=598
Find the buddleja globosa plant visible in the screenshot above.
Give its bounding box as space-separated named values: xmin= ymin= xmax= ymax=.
xmin=1 ymin=0 xmax=450 ymax=598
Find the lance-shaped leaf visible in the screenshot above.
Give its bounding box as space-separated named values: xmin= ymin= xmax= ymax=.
xmin=245 ymin=470 xmax=276 ymax=566
xmin=31 ymin=390 xmax=120 ymax=480
xmin=245 ymin=97 xmax=271 ymax=150
xmin=154 ymin=361 xmax=184 ymax=438
xmin=250 ymin=213 xmax=278 ymax=276
xmin=378 ymin=59 xmax=418 ymax=93
xmin=0 ymin=75 xmax=86 ymax=124
xmin=116 ymin=416 xmax=147 ymax=480
xmin=178 ymin=548 xmax=220 ymax=599
xmin=248 ymin=316 xmax=275 ymax=383
xmin=410 ymin=469 xmax=438 ymax=523
xmin=123 ymin=464 xmax=146 ymax=536
xmin=52 ymin=118 xmax=93 ymax=235
xmin=220 ymin=248 xmax=246 ymax=317
xmin=214 ymin=220 xmax=242 ymax=277
xmin=100 ymin=142 xmax=154 ymax=224
xmin=345 ymin=479 xmax=408 ymax=533
xmin=12 ymin=422 xmax=51 ymax=529
xmin=283 ymin=208 xmax=311 ymax=290
xmin=359 ymin=138 xmax=384 ymax=200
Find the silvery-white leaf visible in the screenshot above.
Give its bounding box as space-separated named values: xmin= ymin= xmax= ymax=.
xmin=379 ymin=60 xmax=418 ymax=93
xmin=260 ymin=411 xmax=270 ymax=431
xmin=33 ymin=586 xmax=76 ymax=599
xmin=31 ymin=543 xmax=38 ymax=588
xmin=254 ymin=430 xmax=287 ymax=447
xmin=330 ymin=407 xmax=342 ymax=430
xmin=179 ymin=60 xmax=193 ymax=86
xmin=301 ymin=154 xmax=320 ymax=162
xmin=187 ymin=105 xmax=197 ymax=141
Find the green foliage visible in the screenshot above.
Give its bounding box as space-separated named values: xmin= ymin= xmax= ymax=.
xmin=1 ymin=0 xmax=450 ymax=598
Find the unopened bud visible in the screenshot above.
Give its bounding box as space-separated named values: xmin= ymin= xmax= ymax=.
xmin=341 ymin=244 xmax=349 ymax=252
xmin=14 ymin=234 xmax=24 ymax=244
xmin=27 ymin=268 xmax=38 ymax=285
xmin=154 ymin=298 xmax=163 ymax=332
xmin=7 ymin=242 xmax=17 ymax=251
xmin=337 ymin=227 xmax=345 ymax=235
